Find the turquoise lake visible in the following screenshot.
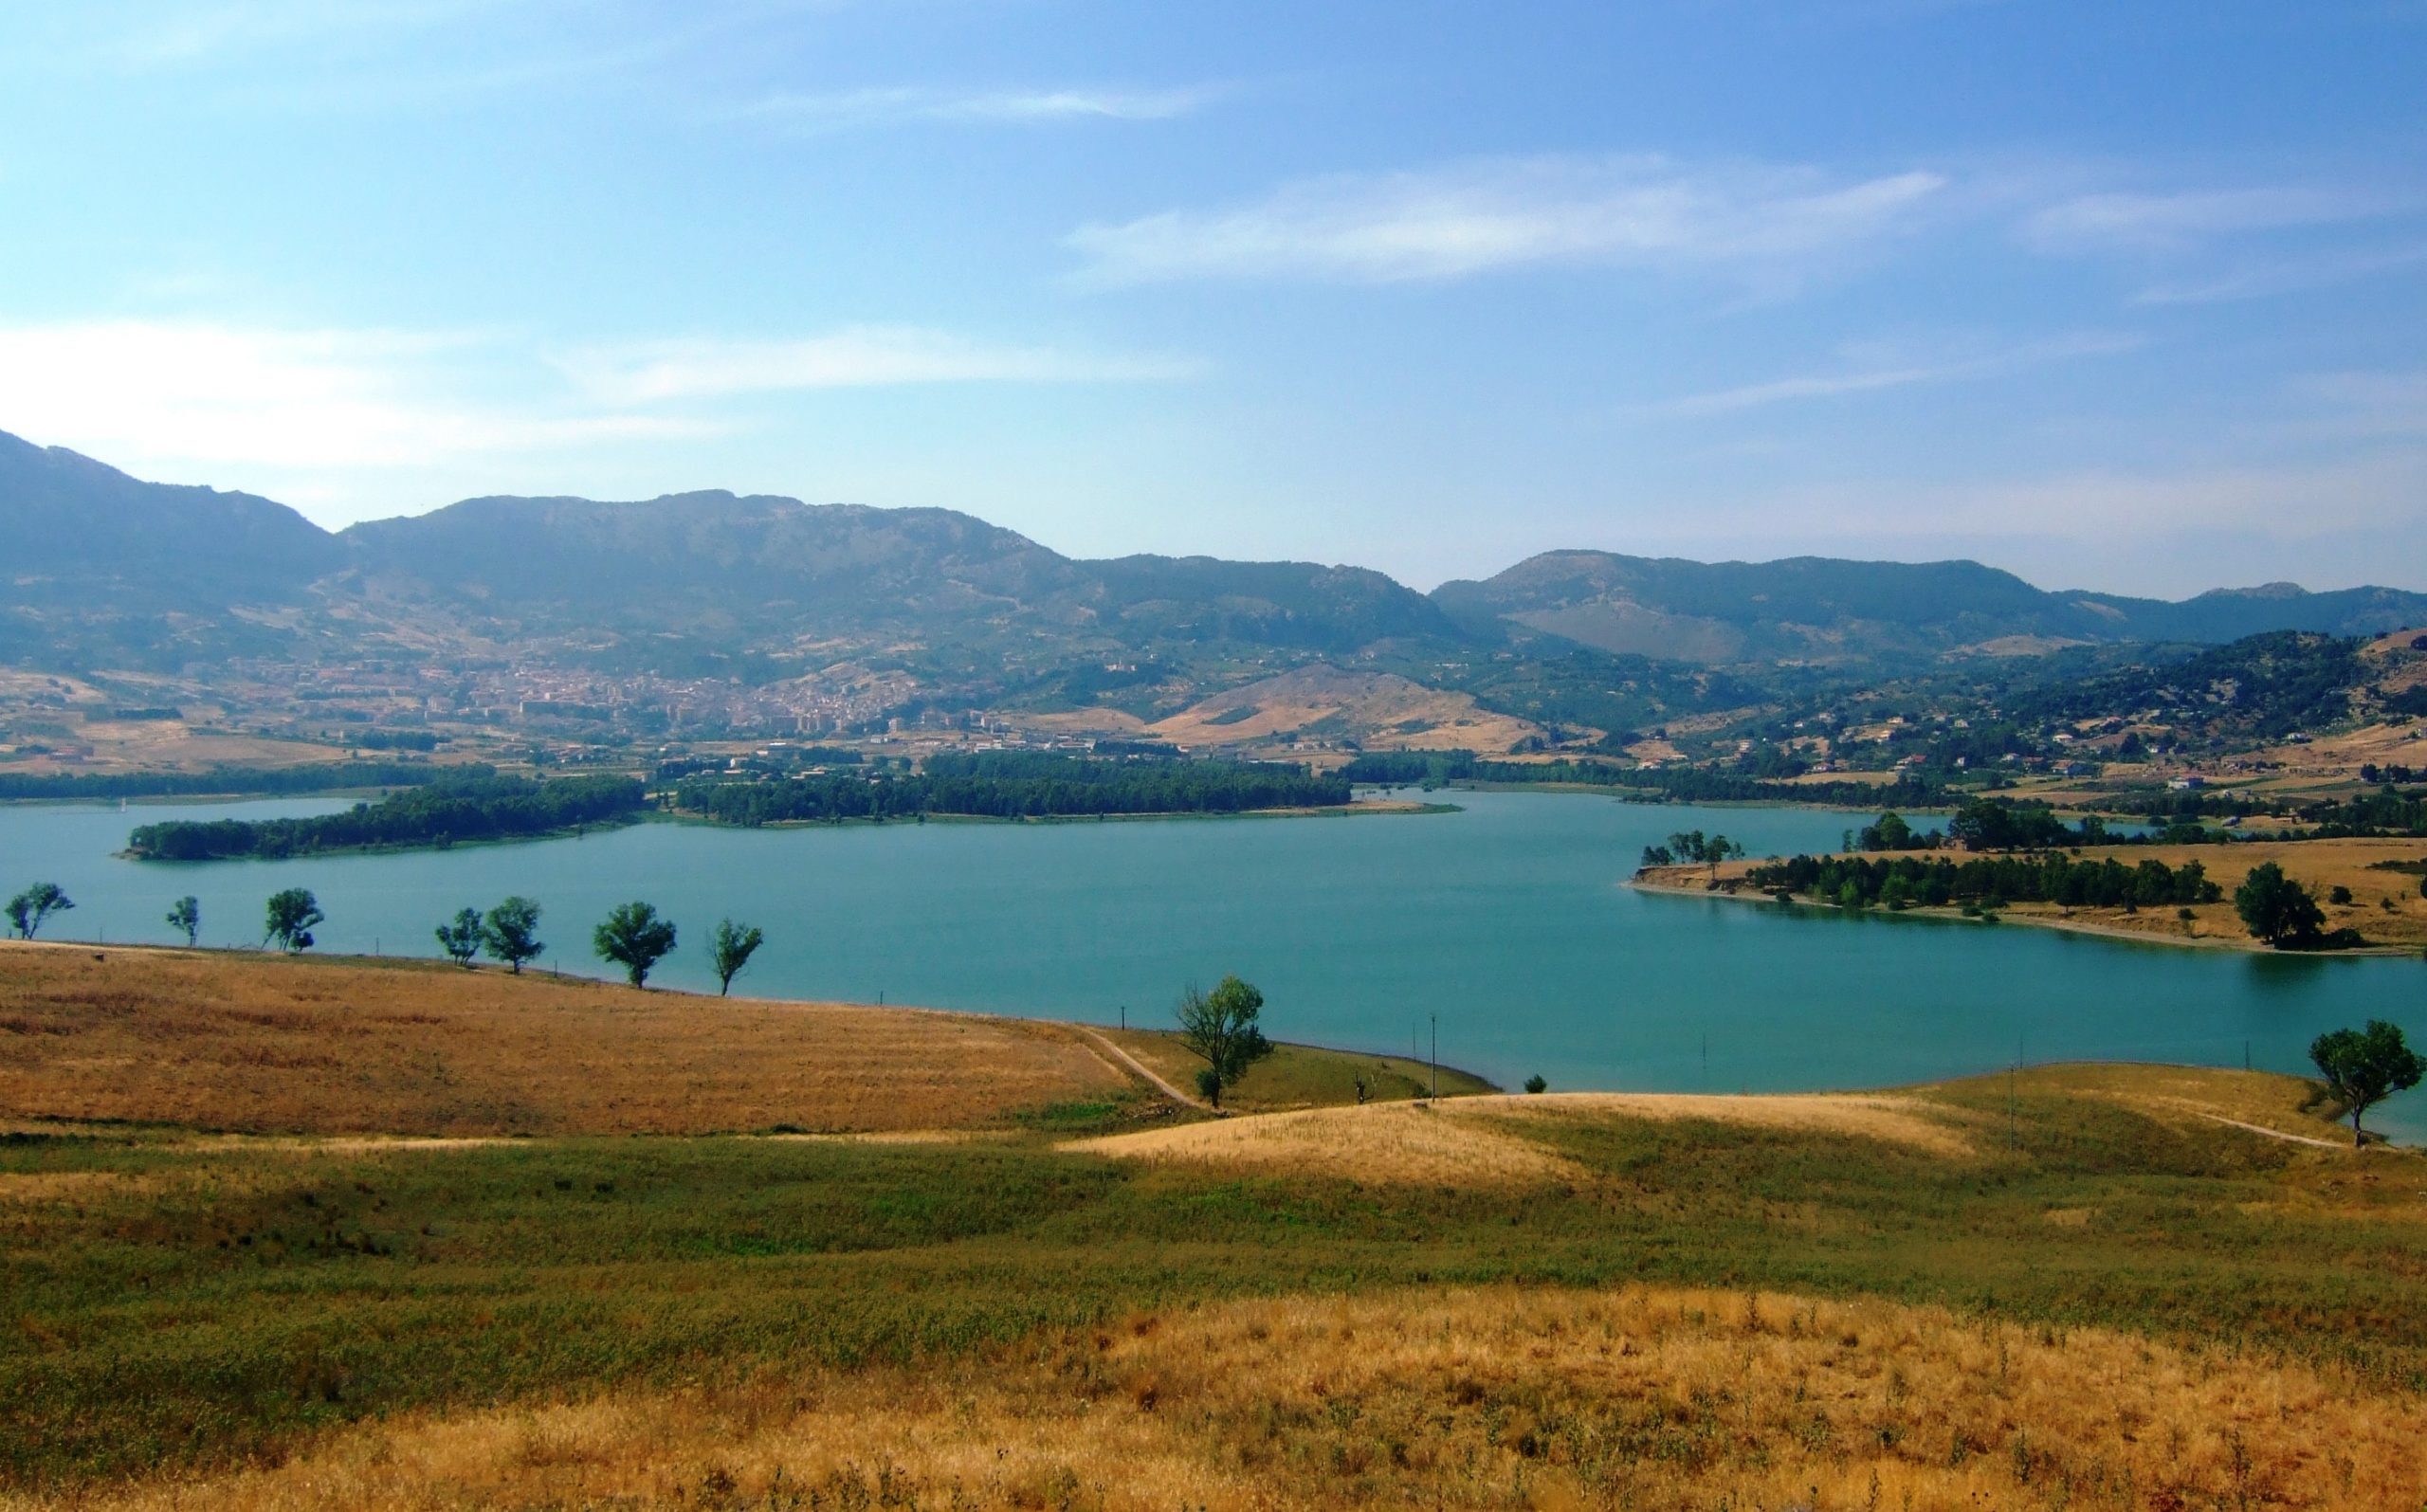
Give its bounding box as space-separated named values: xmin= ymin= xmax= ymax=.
xmin=5 ymin=790 xmax=2421 ymax=1139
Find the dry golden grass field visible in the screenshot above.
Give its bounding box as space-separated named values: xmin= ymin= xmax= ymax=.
xmin=16 ymin=1284 xmax=2424 ymax=1512
xmin=4 ymin=948 xmax=2424 ymax=1509
xmin=0 ymin=943 xmax=1126 ymax=1134
xmin=1659 ymin=834 xmax=2427 ymax=951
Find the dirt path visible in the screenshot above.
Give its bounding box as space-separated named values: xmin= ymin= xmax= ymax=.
xmin=2195 ymin=1112 xmax=2352 ymax=1150
xmin=1074 ymin=1027 xmax=1212 ymax=1111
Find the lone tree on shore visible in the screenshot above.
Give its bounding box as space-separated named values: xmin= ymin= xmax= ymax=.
xmin=2309 ymin=1020 xmax=2426 ymax=1147
xmin=435 ymin=907 xmax=484 ymax=968
xmin=709 ymin=919 xmax=764 ymax=996
xmin=2235 ymin=862 xmax=2327 ymax=948
xmin=482 ymin=896 xmax=545 ymax=974
xmin=263 ymin=888 xmax=322 ymax=955
xmin=8 ymin=883 xmax=73 ymax=940
xmin=1175 ymin=975 xmax=1273 ymax=1110
xmin=166 ymin=895 xmax=200 ymax=947
xmin=593 ymin=902 xmax=676 ymax=989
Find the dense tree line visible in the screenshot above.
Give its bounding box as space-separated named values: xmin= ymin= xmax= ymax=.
xmin=2105 ymin=781 xmax=2427 ymax=834
xmin=1339 ymin=750 xmax=1947 ymax=808
xmin=125 ymin=774 xmax=646 ymax=859
xmin=0 ymin=760 xmax=447 ymax=802
xmin=1743 ymin=851 xmax=2223 ymax=912
xmin=673 ymin=753 xmax=1348 ymax=825
xmin=2297 ymin=785 xmax=2427 ymax=839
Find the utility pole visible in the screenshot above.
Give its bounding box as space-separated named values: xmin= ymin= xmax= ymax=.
xmin=1120 ymin=1005 xmax=1125 ymax=1030
xmin=1430 ymin=1012 xmax=1438 ymax=1101
xmin=2009 ymin=1037 xmax=2019 ymax=1154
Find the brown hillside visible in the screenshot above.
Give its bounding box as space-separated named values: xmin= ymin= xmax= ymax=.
xmin=0 ymin=945 xmax=1122 ymax=1135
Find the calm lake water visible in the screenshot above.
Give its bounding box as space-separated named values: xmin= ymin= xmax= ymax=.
xmin=6 ymin=791 xmax=2421 ymax=1139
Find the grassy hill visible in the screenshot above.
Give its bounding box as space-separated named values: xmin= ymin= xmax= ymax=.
xmin=3 ymin=945 xmax=2422 ymax=1507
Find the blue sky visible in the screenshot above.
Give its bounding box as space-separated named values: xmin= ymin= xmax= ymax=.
xmin=2 ymin=1 xmax=2422 ymax=596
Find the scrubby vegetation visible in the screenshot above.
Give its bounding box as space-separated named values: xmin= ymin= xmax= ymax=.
xmin=1341 ymin=749 xmax=1947 ymax=807
xmin=2000 ymin=630 xmax=2367 ymax=742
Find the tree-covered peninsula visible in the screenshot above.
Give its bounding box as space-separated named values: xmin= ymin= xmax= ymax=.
xmin=126 ymin=773 xmax=647 ymax=860
xmin=672 ymin=752 xmax=1350 ymax=825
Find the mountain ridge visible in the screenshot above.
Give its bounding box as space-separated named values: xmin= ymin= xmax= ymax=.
xmin=5 ymin=429 xmax=2424 ymax=684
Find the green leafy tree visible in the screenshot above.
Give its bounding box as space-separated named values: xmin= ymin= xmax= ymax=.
xmin=166 ymin=895 xmax=200 ymax=947
xmin=263 ymin=888 xmax=322 ymax=955
xmin=1702 ymin=834 xmax=1743 ymax=881
xmin=2234 ymin=862 xmax=2326 ymax=948
xmin=1174 ymin=975 xmax=1273 ymax=1110
xmin=709 ymin=919 xmax=764 ymax=996
xmin=482 ymin=896 xmax=545 ymax=974
xmin=2308 ymin=1020 xmax=2426 ymax=1147
xmin=593 ymin=902 xmax=677 ymax=989
xmin=7 ymin=883 xmax=73 ymax=940
xmin=435 ymin=907 xmax=484 ymax=967
xmin=1860 ymin=811 xmax=1916 ymax=851
xmin=1524 ymin=1074 xmax=1548 ymax=1094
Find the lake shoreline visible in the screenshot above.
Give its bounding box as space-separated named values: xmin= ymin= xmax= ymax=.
xmin=1627 ymin=875 xmax=2417 ymax=957
xmin=105 ymin=795 xmax=1459 ymax=862
xmin=17 ymin=789 xmax=2416 ymax=1142
xmin=660 ymin=796 xmax=1458 ymax=832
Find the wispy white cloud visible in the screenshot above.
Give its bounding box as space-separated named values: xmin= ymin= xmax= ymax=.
xmin=32 ymin=1 xmax=825 ymax=109
xmin=0 ymin=319 xmax=714 ymax=472
xmin=1637 ymin=332 xmax=2142 ymax=418
xmin=1910 ymin=453 xmax=2427 ymax=542
xmin=2280 ymin=369 xmax=2427 ymax=441
xmin=744 ymin=82 xmax=1226 ymax=133
xmin=79 ymin=0 xmax=509 ymax=71
xmin=2131 ymin=238 xmax=2427 ymax=303
xmin=0 ymin=320 xmax=1193 ymax=473
xmin=1066 ymin=155 xmax=1948 ymax=287
xmin=2024 ymin=184 xmax=2418 ymax=254
xmin=560 ymin=327 xmax=1199 ymax=404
